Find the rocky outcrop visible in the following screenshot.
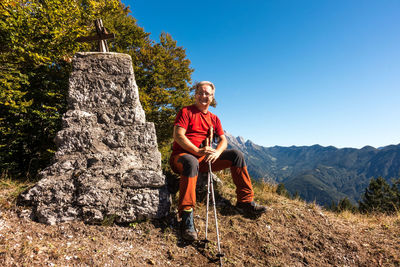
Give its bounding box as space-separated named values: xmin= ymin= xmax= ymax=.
xmin=19 ymin=52 xmax=169 ymax=225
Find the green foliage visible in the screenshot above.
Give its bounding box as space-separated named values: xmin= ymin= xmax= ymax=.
xmin=0 ymin=0 xmax=89 ymax=178
xmin=101 ymin=214 xmax=118 ymax=227
xmin=359 ymin=177 xmax=400 ymax=214
xmin=292 ymin=191 xmax=301 ymax=200
xmin=1 ymin=0 xmax=193 ymax=179
xmin=284 ymin=172 xmax=349 ymax=206
xmin=276 ymin=183 xmax=290 ymax=198
xmin=329 ymin=197 xmax=358 ymax=213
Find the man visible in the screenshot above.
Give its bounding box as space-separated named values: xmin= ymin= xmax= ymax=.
xmin=169 ymin=81 xmax=267 ymax=241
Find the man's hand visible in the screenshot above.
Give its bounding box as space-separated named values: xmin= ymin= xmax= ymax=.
xmin=206 ymin=150 xmax=222 ymax=163
xmin=197 ymin=146 xmax=215 ymax=156
xmin=205 ymin=134 xmax=227 ymax=163
xmin=199 ymin=146 xmax=221 ymax=163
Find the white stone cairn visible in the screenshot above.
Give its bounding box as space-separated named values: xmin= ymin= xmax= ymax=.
xmin=20 ymin=52 xmax=170 ymax=225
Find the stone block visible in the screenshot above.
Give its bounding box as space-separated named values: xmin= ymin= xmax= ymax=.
xmin=19 ymin=52 xmax=169 ymax=224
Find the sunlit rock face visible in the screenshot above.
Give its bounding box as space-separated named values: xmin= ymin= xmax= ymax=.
xmin=20 ymin=52 xmax=169 ymax=225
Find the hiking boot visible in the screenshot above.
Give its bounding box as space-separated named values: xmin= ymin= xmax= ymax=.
xmin=236 ymin=201 xmax=267 ymax=216
xmin=180 ymin=209 xmax=198 ymax=241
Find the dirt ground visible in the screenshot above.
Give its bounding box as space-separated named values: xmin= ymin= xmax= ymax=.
xmin=1 ymin=175 xmax=400 ymax=266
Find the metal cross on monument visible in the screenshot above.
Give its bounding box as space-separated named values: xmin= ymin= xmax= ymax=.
xmin=76 ymin=18 xmax=115 ymax=52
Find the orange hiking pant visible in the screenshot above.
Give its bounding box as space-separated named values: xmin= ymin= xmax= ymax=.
xmin=169 ymin=149 xmax=254 ymax=214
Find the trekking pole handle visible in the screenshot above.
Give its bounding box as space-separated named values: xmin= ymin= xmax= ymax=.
xmin=209 ymin=126 xmax=214 ymax=148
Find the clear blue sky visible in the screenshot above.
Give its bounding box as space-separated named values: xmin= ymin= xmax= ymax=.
xmin=123 ymin=0 xmax=400 ymax=148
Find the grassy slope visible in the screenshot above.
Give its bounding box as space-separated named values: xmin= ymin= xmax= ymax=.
xmin=1 ymin=173 xmax=400 ymax=266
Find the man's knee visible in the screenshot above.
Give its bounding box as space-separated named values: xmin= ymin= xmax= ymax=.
xmin=178 ymin=154 xmax=199 ymax=177
xmin=220 ymin=149 xmax=246 ymax=168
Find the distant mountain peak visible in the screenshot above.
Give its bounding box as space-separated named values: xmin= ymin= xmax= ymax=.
xmin=224 ymin=131 xmax=245 ymax=149
xmin=245 ymin=139 xmax=254 ymax=145
xmin=361 ymin=145 xmax=375 ymax=151
xmin=236 ymin=136 xmax=246 ymax=145
xmin=224 ymin=131 xmax=400 ymax=207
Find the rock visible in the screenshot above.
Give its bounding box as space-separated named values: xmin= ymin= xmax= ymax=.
xmin=19 ymin=52 xmax=169 ymax=224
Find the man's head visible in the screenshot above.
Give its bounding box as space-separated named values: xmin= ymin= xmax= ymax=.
xmin=194 ymin=81 xmax=215 ymax=111
xmin=195 ymin=81 xmax=215 ymax=94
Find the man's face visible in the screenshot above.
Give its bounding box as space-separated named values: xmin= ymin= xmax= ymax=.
xmin=195 ymin=84 xmax=214 ymax=108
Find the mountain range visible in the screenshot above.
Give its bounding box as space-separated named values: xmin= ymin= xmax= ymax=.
xmin=225 ymin=132 xmax=400 ymax=206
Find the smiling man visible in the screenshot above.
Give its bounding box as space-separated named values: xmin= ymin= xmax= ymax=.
xmin=169 ymin=81 xmax=267 ymax=241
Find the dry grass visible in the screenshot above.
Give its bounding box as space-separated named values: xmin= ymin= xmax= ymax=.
xmin=0 ymin=174 xmax=33 ymax=211
xmin=1 ymin=171 xmax=400 ymax=266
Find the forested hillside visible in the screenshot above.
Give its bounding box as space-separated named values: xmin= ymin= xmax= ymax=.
xmin=225 ymin=132 xmax=400 ymax=206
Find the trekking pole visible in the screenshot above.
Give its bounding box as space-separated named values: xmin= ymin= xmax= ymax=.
xmin=204 ymin=152 xmax=211 ymax=245
xmin=209 ymin=160 xmax=224 ymax=266
xmin=204 ymin=128 xmax=212 ymax=246
xmin=204 ymin=127 xmax=224 ymax=266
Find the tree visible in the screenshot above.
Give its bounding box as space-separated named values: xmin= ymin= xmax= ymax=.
xmin=0 ymin=0 xmax=193 ymax=179
xmin=332 ymin=197 xmax=357 ymax=213
xmin=276 ymin=183 xmax=290 ymax=198
xmin=1 ymin=0 xmax=93 ymax=177
xmin=292 ymin=191 xmax=301 ymax=200
xmin=390 ymin=178 xmax=400 ymax=210
xmin=359 ymin=177 xmax=399 ymax=214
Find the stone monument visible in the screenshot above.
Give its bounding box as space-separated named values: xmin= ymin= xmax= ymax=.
xmin=19 ymin=52 xmax=170 ymax=225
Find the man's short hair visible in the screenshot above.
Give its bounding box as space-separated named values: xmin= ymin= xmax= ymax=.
xmin=195 ymin=81 xmax=215 ymax=94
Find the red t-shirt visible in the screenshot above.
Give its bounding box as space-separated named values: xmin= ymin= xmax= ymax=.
xmin=172 ymin=105 xmax=224 ymax=155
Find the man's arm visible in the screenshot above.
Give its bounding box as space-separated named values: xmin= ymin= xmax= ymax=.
xmin=173 ymin=125 xmax=215 ymax=157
